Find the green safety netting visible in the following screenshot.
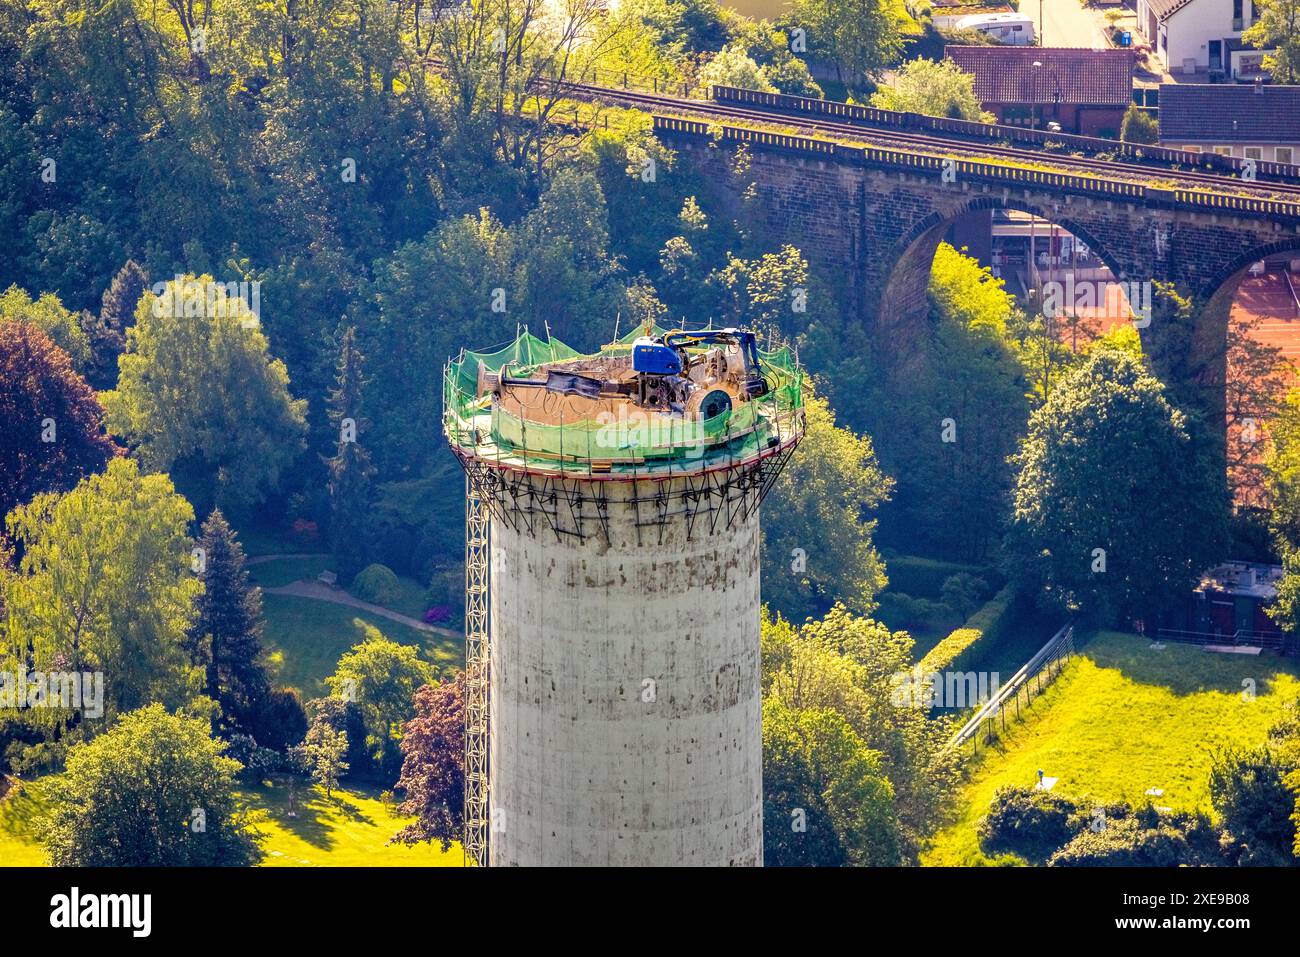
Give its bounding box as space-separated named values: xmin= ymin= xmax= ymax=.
xmin=444 ymin=326 xmax=805 ymax=474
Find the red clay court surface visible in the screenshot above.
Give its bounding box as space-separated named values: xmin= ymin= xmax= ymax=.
xmin=1233 ymin=271 xmax=1300 ymax=365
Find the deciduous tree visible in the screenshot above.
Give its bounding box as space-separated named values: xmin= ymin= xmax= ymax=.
xmin=2 ymin=459 xmax=203 ymax=725
xmin=37 ymin=704 xmax=260 ymax=866
xmin=325 ymin=632 xmax=434 ymax=781
xmin=104 ymin=274 xmax=308 ymax=515
xmin=1005 ymin=348 xmax=1229 ymax=624
xmin=762 ymin=396 xmax=891 ymax=621
xmin=392 ymin=673 xmax=466 ymax=850
xmin=0 ymin=321 xmax=117 ymax=523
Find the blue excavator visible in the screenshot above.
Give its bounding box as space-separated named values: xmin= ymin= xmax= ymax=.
xmin=632 ymin=328 xmax=770 ymax=399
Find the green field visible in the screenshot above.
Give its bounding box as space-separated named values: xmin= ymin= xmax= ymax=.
xmin=243 ymin=778 xmax=462 ymax=867
xmin=0 ymin=779 xmax=50 ymax=866
xmin=262 ymin=595 xmax=461 ymax=699
xmin=0 ymin=777 xmax=462 ymax=867
xmin=249 ymin=555 xmax=332 ymax=588
xmin=924 ymin=631 xmax=1300 ymax=866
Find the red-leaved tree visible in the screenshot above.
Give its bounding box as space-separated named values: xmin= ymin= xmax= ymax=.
xmin=391 ymin=672 xmax=465 ymax=850
xmin=0 ymin=321 xmax=118 ymax=523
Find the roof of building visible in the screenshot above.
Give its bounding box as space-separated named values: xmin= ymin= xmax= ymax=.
xmin=1197 ymin=562 xmax=1283 ymax=600
xmin=1158 ymin=84 xmax=1300 ymax=142
xmin=1144 ymin=0 xmax=1197 ymax=21
xmin=945 ymin=46 xmax=1136 ymax=107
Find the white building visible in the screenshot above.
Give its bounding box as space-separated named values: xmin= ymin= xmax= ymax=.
xmin=1137 ymin=0 xmax=1273 ymax=78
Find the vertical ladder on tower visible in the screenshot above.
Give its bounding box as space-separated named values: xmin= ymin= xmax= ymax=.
xmin=463 ymin=478 xmax=490 ymax=867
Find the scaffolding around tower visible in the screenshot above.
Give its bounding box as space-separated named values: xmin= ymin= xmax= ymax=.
xmin=462 ymin=479 xmax=490 ymax=867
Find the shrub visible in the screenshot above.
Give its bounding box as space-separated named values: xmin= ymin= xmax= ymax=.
xmin=919 ymin=583 xmax=1017 ymax=675
xmin=1049 ymin=816 xmax=1193 ymax=867
xmin=978 ymin=786 xmax=1078 ymax=862
xmin=876 ymin=591 xmax=953 ymax=631
xmin=351 ymin=563 xmax=402 ymax=605
xmin=941 ymin=572 xmax=989 ymax=621
xmin=225 ymin=733 xmax=286 ymax=783
xmin=1120 ymin=103 xmax=1158 ymax=145
xmin=246 ymin=688 xmax=309 ymax=753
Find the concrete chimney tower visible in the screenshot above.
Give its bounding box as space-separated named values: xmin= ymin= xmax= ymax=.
xmin=444 ymin=326 xmax=804 ymax=866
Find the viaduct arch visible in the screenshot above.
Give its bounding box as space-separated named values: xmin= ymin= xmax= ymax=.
xmin=657 ymin=119 xmax=1300 ymax=426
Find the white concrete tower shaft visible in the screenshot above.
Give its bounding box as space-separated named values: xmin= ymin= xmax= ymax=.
xmin=485 ymin=471 xmax=766 ymax=866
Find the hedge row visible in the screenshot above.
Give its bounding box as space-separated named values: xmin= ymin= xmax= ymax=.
xmin=918 ymin=583 xmax=1018 ymax=676
xmin=884 ymin=555 xmax=1004 ymax=600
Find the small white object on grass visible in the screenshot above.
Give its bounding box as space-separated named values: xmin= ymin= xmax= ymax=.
xmin=1149 ymin=641 xmax=1166 ymax=650
xmin=1144 ymin=787 xmax=1164 ymax=797
xmin=1034 ymin=777 xmax=1059 ymax=792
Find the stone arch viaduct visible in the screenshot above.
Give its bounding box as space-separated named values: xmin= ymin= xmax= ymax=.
xmin=650 ymin=111 xmax=1300 ymax=422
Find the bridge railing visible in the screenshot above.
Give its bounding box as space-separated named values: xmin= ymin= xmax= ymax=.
xmin=710 ymin=85 xmax=1300 ymax=184
xmin=653 ymin=116 xmax=1300 ymax=223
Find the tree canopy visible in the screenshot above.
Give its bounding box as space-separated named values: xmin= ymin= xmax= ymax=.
xmin=37 ymin=704 xmax=260 ymax=866
xmin=105 ymin=274 xmax=308 ymax=515
xmin=0 ymin=320 xmax=118 ymax=524
xmin=1005 ymin=347 xmax=1228 ymax=624
xmin=2 ymin=459 xmax=203 ymax=730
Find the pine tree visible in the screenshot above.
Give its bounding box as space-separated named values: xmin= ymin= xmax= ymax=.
xmin=326 ymin=326 xmax=375 ymax=584
xmin=190 ymin=510 xmax=271 ymax=735
xmin=81 ymin=259 xmax=147 ymax=389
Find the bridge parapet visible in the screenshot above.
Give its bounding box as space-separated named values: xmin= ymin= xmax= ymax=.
xmin=654 ymin=116 xmax=1300 ymax=224
xmin=710 ymin=85 xmax=1300 ymax=184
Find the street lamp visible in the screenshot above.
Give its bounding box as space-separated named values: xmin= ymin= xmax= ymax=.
xmin=1032 ymin=60 xmax=1042 ymax=131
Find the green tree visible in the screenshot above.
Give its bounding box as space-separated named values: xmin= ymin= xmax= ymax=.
xmin=0 ymin=285 xmax=93 ymax=375
xmin=762 ymin=396 xmax=892 ymax=621
xmin=80 ymin=259 xmax=148 ymax=390
xmin=2 ymin=459 xmax=203 ymax=725
xmin=869 ymin=58 xmax=991 ymax=121
xmin=699 ymin=44 xmax=777 ymax=92
xmin=295 ymin=721 xmax=350 ymax=799
xmin=872 ymin=243 xmax=1030 ymax=561
xmin=0 ymin=321 xmax=118 ymax=523
xmin=762 ymin=605 xmax=961 ymax=860
xmin=104 ymin=275 xmax=308 ymax=516
xmin=1208 ymin=746 xmax=1299 ymax=865
xmin=325 ymin=632 xmax=434 ymax=781
xmin=326 ymin=327 xmax=375 ymax=584
xmin=789 ymin=0 xmax=902 ymax=92
xmin=1264 ymin=389 xmax=1300 ymax=553
xmin=37 ymin=704 xmax=260 ymax=866
xmin=762 ymin=697 xmax=900 ymax=866
xmin=1244 ymin=0 xmax=1300 ymax=83
xmin=1005 ymin=348 xmax=1229 ymax=624
xmin=190 ymin=510 xmax=272 ymax=737
xmin=1119 ymin=103 xmax=1158 ymax=144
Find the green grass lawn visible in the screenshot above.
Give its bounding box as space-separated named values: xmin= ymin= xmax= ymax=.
xmin=0 ymin=779 xmax=50 ymax=866
xmin=249 ymin=555 xmax=332 ymax=588
xmin=924 ymin=630 xmax=1300 ymax=866
xmin=242 ymin=777 xmax=462 ymax=867
xmin=262 ymin=595 xmax=461 ymax=699
xmin=0 ymin=777 xmax=462 ymax=867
